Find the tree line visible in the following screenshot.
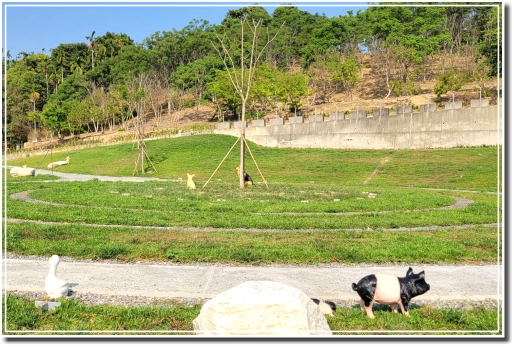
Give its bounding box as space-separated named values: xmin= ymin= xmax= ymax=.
xmin=2 ymin=3 xmax=501 ymax=145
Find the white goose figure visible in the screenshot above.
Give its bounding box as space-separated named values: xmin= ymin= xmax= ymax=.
xmin=47 ymin=156 xmax=70 ymax=169
xmin=45 ymin=255 xmax=71 ymax=300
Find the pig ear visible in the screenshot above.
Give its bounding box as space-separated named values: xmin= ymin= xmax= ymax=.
xmin=418 ymin=271 xmax=425 ymax=280
xmin=406 ymin=267 xmax=414 ymax=276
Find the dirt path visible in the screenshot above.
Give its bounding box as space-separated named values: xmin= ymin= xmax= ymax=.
xmin=3 ymin=256 xmax=503 ymax=305
xmin=363 ymin=156 xmax=391 ymax=185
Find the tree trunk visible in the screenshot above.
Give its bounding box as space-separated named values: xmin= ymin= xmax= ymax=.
xmin=239 ymin=102 xmax=246 ymax=189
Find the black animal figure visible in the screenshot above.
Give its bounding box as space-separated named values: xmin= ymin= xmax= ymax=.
xmin=311 ymin=298 xmax=337 ymax=317
xmin=236 ymin=165 xmax=253 ymax=187
xmin=351 ymin=267 xmax=430 ymax=319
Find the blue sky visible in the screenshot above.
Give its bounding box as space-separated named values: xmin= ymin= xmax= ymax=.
xmin=2 ymin=1 xmax=370 ymax=60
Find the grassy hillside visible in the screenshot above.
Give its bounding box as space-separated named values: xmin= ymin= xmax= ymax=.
xmin=7 ymin=134 xmax=501 ymax=191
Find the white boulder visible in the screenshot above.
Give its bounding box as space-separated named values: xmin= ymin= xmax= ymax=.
xmin=10 ymin=166 xmax=35 ymax=177
xmin=192 ymin=280 xmax=332 ymax=336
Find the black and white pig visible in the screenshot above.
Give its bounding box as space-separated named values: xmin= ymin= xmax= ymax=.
xmin=351 ymin=267 xmax=430 ymax=319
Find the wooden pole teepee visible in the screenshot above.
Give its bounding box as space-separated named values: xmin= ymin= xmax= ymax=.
xmin=132 ymin=79 xmax=157 ymax=175
xmin=210 ymin=16 xmax=283 ymax=188
xmin=132 ymin=115 xmax=157 ymax=175
xmin=202 ymin=134 xmax=268 ymax=189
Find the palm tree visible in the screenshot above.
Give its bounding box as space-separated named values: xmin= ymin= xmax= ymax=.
xmin=29 ymin=91 xmax=40 ymax=140
xmin=56 ymin=51 xmax=67 ymax=83
xmin=70 ymin=57 xmax=84 ymax=75
xmin=48 ymin=61 xmax=61 ymax=93
xmin=49 ymin=69 xmax=60 ymax=94
xmin=19 ymin=51 xmax=35 ymax=70
xmin=38 ymin=54 xmax=51 ymax=97
xmin=86 ymin=30 xmax=96 ymax=70
xmin=94 ymin=43 xmax=107 ymax=65
xmin=116 ymin=37 xmax=125 ymax=50
xmin=30 ymin=92 xmax=40 ymax=112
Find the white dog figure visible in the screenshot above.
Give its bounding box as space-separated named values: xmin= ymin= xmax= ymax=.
xmin=187 ymin=173 xmax=196 ymax=190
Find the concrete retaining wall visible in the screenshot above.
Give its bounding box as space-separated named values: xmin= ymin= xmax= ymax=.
xmin=214 ymin=101 xmax=502 ymax=150
xmin=445 ymin=101 xmax=463 ymax=110
xmin=252 ymin=119 xmax=265 ymax=127
xmin=396 ymin=105 xmax=413 ymax=114
xmin=269 ymin=118 xmax=284 ymax=126
xmin=289 ymin=116 xmax=304 ymax=124
xmin=471 ymin=99 xmax=490 ymax=107
xmin=373 ymin=108 xmax=389 ymax=117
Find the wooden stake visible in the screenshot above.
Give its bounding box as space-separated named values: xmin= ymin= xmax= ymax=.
xmin=202 ymin=136 xmax=240 ymax=188
xmin=133 ymin=141 xmax=157 ymax=175
xmin=243 ymin=136 xmax=268 ymax=189
xmin=143 ymin=147 xmax=157 ymax=172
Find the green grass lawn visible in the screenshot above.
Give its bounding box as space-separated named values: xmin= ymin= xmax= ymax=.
xmin=5 ymin=222 xmax=500 ymax=264
xmin=3 ymin=295 xmax=502 ymax=336
xmin=7 ymin=134 xmax=501 ymax=191
xmin=4 ymin=136 xmax=502 ymax=263
xmin=3 ymin=135 xmax=503 ymax=335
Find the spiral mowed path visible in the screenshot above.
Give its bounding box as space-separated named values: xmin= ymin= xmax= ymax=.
xmin=8 ymin=188 xmax=496 ymax=232
xmin=4 ymin=166 xmax=500 ymax=231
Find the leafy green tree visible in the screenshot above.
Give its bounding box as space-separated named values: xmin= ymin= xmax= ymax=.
xmin=269 ymin=6 xmax=323 ymax=68
xmin=475 ymin=5 xmax=501 ymax=77
xmin=69 ymin=56 xmax=85 ymax=75
xmin=109 ymin=45 xmax=153 ymax=84
xmin=27 ymin=109 xmax=41 ymax=140
xmin=363 ymin=5 xmax=450 ymax=97
xmin=276 ymin=70 xmax=311 ymax=115
xmin=206 ymin=69 xmax=241 ymax=119
xmin=49 ymin=72 xmax=90 ymax=105
xmin=41 ymin=101 xmax=67 ymax=138
xmin=250 ymin=63 xmax=280 ymax=117
xmin=340 ymin=9 xmax=369 ymax=53
xmin=67 ymin=98 xmax=94 ymax=133
xmin=180 ymin=19 xmax=216 ymax=63
xmin=2 ymin=3 xmax=503 ymax=144
xmin=51 ymin=43 xmax=89 ymax=81
xmin=390 ymin=78 xmax=420 ymax=98
xmin=434 ymin=70 xmax=467 ymax=100
xmin=172 ymin=54 xmax=221 ymax=116
xmin=144 ymin=19 xmax=214 ymax=75
xmin=94 ymin=43 xmax=107 ymax=67
xmin=95 ymin=32 xmax=134 ymax=58
xmin=443 ymin=6 xmax=472 ymax=56
xmin=109 ymin=84 xmax=133 ymax=129
xmin=301 ymin=16 xmax=348 ymax=67
xmin=4 ymin=59 xmax=41 ymax=142
xmin=223 ymin=6 xmax=272 ymax=26
xmin=63 ymin=100 xmax=84 ymax=135
xmin=26 ymin=60 xmax=45 ymax=138
xmin=335 ymin=55 xmax=361 ymax=100
xmin=82 ymin=94 xmax=102 ymax=133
